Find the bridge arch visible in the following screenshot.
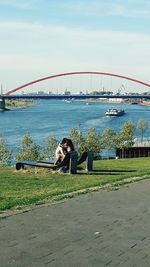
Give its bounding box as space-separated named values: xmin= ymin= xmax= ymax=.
xmin=5 ymin=71 xmax=150 ymax=95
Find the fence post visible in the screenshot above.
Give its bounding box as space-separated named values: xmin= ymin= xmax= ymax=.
xmin=69 ymin=151 xmax=78 ymax=174
xmin=86 ymin=151 xmax=93 ymax=172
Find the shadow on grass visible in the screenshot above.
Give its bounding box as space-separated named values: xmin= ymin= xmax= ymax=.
xmin=93 ymin=169 xmax=136 ymax=173
xmin=90 ymin=172 xmax=122 ymax=176
xmin=77 ymin=171 xmax=125 ymax=176
xmin=76 ymin=168 xmax=136 ymax=176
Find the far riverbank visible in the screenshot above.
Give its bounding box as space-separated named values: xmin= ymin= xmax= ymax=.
xmin=80 ymin=98 xmax=150 ymax=106
xmin=139 ymin=101 xmax=150 ymax=106
xmin=5 ymin=99 xmax=37 ymax=109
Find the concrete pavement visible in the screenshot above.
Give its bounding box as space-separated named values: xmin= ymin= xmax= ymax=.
xmin=1 ymin=179 xmax=150 ymax=267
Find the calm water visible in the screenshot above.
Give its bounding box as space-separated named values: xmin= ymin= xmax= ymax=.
xmin=0 ymin=100 xmax=150 ymax=152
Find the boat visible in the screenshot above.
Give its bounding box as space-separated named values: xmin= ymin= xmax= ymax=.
xmin=63 ymin=98 xmax=74 ymax=103
xmin=105 ymin=108 xmax=125 ymax=117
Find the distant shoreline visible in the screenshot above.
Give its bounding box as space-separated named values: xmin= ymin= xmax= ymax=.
xmin=139 ymin=101 xmax=150 ymax=107
xmin=6 ymin=99 xmax=37 ymax=109
xmin=79 ymin=98 xmax=150 ymax=106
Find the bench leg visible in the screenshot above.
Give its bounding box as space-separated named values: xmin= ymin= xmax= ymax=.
xmin=69 ymin=151 xmax=78 ymax=174
xmin=86 ymin=151 xmax=93 ymax=172
xmin=16 ymin=163 xmax=24 ymax=170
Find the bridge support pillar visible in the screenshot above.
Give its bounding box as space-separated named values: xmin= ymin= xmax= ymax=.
xmin=0 ymin=97 xmax=6 ymax=111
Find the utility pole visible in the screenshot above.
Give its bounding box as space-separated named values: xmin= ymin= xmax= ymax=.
xmin=0 ymin=84 xmax=3 ymax=95
xmin=78 ymin=123 xmax=81 ymax=147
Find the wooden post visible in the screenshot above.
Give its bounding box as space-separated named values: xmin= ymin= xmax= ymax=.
xmin=69 ymin=151 xmax=78 ymax=174
xmin=86 ymin=151 xmax=93 ymax=172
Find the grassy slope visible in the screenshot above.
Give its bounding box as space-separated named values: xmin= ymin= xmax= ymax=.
xmin=0 ymin=158 xmax=150 ymax=211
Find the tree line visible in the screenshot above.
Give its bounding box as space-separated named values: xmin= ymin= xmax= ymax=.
xmin=0 ymin=119 xmax=148 ymax=166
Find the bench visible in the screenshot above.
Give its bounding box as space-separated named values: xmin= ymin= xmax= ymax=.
xmin=38 ymin=151 xmax=93 ymax=171
xmin=16 ymin=151 xmax=78 ymax=174
xmin=77 ymin=151 xmax=93 ymax=171
xmin=16 ymin=151 xmax=93 ymax=174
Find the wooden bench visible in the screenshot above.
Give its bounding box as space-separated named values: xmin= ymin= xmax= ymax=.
xmin=77 ymin=151 xmax=93 ymax=171
xmin=16 ymin=151 xmax=78 ymax=174
xmin=38 ymin=151 xmax=93 ymax=171
xmin=16 ymin=151 xmax=93 ymax=174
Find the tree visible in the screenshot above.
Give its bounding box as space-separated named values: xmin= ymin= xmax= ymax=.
xmin=16 ymin=133 xmax=41 ymax=161
xmin=84 ymin=128 xmax=101 ymax=158
xmin=70 ymin=126 xmax=85 ymax=155
xmin=43 ymin=136 xmax=59 ymax=159
xmin=100 ymin=128 xmax=116 ymax=157
xmin=70 ymin=127 xmax=101 ymax=158
xmin=0 ymin=135 xmax=12 ymax=166
xmin=70 ymin=127 xmax=80 ymax=149
xmin=114 ymin=122 xmax=135 ymax=158
xmin=137 ymin=119 xmax=148 ymax=142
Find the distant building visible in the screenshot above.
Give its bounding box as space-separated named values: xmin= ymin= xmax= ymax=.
xmin=37 ymin=91 xmax=48 ymax=95
xmin=73 ymin=91 xmax=84 ymax=95
xmin=79 ymin=91 xmax=84 ymax=95
xmin=116 ymin=140 xmax=150 ymax=158
xmin=63 ymin=90 xmax=71 ymax=95
xmin=108 ymin=98 xmax=123 ymax=103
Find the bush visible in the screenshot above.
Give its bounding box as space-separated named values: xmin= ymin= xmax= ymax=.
xmin=0 ymin=135 xmax=12 ymax=166
xmin=70 ymin=127 xmax=101 ymax=157
xmin=42 ymin=136 xmax=59 ymax=159
xmin=15 ymin=133 xmax=41 ymax=161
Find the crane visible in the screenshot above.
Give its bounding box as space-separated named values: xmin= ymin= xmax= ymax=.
xmin=116 ymin=84 xmax=125 ymax=95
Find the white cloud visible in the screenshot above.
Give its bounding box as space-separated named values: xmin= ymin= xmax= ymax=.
xmin=1 ymin=20 xmax=150 ymax=42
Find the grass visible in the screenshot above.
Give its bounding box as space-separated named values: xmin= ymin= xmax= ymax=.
xmin=0 ymin=157 xmax=150 ymax=212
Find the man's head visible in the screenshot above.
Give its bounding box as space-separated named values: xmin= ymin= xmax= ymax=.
xmin=60 ymin=138 xmax=69 ymax=147
xmin=60 ymin=138 xmax=74 ymax=150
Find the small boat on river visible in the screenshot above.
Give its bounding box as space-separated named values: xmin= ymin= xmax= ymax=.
xmin=105 ymin=108 xmax=125 ymax=117
xmin=63 ymin=98 xmax=74 ymax=103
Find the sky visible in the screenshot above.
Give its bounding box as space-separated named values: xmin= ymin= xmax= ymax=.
xmin=0 ymin=0 xmax=150 ymax=93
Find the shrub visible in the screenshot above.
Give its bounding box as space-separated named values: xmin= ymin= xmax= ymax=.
xmin=15 ymin=133 xmax=41 ymax=161
xmin=0 ymin=135 xmax=12 ymax=166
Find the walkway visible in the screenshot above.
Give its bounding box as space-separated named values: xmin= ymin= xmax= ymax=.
xmin=1 ymin=179 xmax=150 ymax=267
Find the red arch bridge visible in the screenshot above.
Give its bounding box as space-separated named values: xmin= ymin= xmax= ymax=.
xmin=1 ymin=71 xmax=150 ymax=100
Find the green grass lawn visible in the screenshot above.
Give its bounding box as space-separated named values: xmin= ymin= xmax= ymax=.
xmin=0 ymin=157 xmax=150 ymax=211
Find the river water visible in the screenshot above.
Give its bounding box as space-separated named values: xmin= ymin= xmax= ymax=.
xmin=0 ymin=100 xmax=150 ymax=153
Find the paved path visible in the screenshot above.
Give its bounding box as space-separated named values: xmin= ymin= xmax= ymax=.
xmin=1 ymin=179 xmax=150 ymax=267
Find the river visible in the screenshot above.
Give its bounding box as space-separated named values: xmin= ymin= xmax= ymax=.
xmin=0 ymin=100 xmax=150 ymax=153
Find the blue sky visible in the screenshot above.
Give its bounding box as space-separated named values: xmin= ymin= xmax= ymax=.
xmin=0 ymin=0 xmax=150 ymax=93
